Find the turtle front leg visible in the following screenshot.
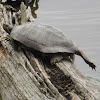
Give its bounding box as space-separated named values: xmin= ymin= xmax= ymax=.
xmin=50 ymin=55 xmax=63 ymax=65
xmin=4 ymin=35 xmax=12 ymax=41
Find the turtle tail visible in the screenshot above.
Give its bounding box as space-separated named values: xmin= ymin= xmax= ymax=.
xmin=75 ymin=50 xmax=96 ymax=70
xmin=3 ymin=24 xmax=14 ymax=34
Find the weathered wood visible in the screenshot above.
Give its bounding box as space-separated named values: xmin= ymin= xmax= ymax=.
xmin=0 ymin=3 xmax=100 ymax=100
xmin=0 ymin=3 xmax=66 ymax=100
xmin=56 ymin=61 xmax=100 ymax=99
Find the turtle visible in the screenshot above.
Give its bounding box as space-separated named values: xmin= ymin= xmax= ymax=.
xmin=3 ymin=22 xmax=96 ymax=70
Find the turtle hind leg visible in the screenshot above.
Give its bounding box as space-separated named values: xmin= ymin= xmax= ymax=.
xmin=50 ymin=54 xmax=63 ymax=65
xmin=76 ymin=50 xmax=96 ymax=70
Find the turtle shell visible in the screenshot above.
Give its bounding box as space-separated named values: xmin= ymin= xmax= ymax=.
xmin=11 ymin=22 xmax=78 ymax=53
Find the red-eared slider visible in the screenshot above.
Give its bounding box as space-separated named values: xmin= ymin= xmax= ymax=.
xmin=3 ymin=22 xmax=96 ymax=70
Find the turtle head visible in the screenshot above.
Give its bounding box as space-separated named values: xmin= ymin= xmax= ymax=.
xmin=3 ymin=24 xmax=14 ymax=35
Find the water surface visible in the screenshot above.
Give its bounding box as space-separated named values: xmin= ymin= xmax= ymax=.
xmin=35 ymin=0 xmax=100 ymax=87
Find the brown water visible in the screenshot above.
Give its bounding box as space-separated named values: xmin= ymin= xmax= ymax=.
xmin=35 ymin=0 xmax=100 ymax=87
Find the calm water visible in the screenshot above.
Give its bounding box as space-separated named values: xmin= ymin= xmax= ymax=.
xmin=2 ymin=0 xmax=100 ymax=87
xmin=35 ymin=0 xmax=100 ymax=87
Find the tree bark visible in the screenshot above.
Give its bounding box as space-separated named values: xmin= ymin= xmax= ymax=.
xmin=0 ymin=3 xmax=100 ymax=100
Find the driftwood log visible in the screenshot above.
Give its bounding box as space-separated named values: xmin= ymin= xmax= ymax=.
xmin=0 ymin=3 xmax=100 ymax=100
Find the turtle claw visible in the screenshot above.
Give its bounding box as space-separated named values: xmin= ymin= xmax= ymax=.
xmin=5 ymin=35 xmax=11 ymax=41
xmin=89 ymin=62 xmax=96 ymax=71
xmin=92 ymin=67 xmax=96 ymax=71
